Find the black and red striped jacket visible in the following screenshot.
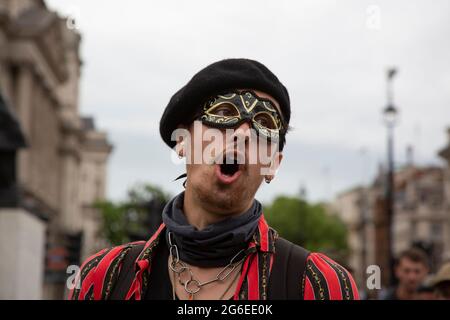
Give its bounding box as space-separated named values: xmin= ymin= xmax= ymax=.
xmin=69 ymin=215 xmax=359 ymax=300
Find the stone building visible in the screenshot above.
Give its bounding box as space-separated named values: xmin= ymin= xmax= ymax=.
xmin=331 ymin=185 xmax=378 ymax=292
xmin=0 ymin=0 xmax=112 ymax=299
xmin=331 ymin=147 xmax=449 ymax=294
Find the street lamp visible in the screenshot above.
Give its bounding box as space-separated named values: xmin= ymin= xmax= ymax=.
xmin=383 ymin=105 xmax=398 ymax=128
xmin=383 ymin=68 xmax=399 ymax=286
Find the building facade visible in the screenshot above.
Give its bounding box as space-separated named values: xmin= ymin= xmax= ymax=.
xmin=0 ymin=0 xmax=112 ymax=299
xmin=331 ymin=150 xmax=450 ymax=295
xmin=331 ymin=185 xmax=378 ymax=293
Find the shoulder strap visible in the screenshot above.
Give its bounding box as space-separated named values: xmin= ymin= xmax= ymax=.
xmin=268 ymin=237 xmax=310 ymax=300
xmin=109 ymin=243 xmax=145 ymax=300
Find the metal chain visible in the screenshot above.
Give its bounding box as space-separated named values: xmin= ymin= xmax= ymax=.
xmin=168 ymin=232 xmax=247 ymax=300
xmin=218 ymin=261 xmax=244 ymax=300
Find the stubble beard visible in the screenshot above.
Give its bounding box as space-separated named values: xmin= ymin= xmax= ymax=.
xmin=192 ymin=169 xmax=254 ymax=216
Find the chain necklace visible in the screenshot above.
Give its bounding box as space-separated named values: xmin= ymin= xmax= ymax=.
xmin=168 ymin=232 xmax=247 ymax=300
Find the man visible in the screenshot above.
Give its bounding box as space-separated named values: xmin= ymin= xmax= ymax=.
xmin=381 ymin=248 xmax=429 ymax=300
xmin=69 ymin=58 xmax=359 ymax=300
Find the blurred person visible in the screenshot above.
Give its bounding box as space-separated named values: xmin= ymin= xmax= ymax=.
xmin=431 ymin=262 xmax=450 ymax=300
xmin=416 ymin=276 xmax=435 ymax=300
xmin=69 ymin=59 xmax=359 ymax=300
xmin=381 ymin=248 xmax=429 ymax=300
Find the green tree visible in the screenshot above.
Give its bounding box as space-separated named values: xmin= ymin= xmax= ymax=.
xmin=263 ymin=196 xmax=348 ymax=259
xmin=95 ymin=183 xmax=171 ymax=246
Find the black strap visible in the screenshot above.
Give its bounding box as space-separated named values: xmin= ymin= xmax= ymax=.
xmin=268 ymin=237 xmax=310 ymax=300
xmin=109 ymin=243 xmax=145 ymax=300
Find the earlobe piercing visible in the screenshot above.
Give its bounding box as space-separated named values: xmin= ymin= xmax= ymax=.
xmin=177 ymin=141 xmax=184 ymax=158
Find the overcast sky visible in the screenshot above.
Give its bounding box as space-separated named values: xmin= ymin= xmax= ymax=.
xmin=47 ymin=0 xmax=450 ymax=204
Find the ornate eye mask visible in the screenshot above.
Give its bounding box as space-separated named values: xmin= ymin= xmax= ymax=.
xmin=198 ymin=91 xmax=285 ymax=142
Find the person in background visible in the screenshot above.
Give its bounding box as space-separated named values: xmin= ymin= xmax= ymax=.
xmin=416 ymin=277 xmax=435 ymax=300
xmin=381 ymin=248 xmax=429 ymax=300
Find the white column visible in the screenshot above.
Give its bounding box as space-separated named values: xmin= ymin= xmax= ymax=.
xmin=0 ymin=208 xmax=46 ymax=299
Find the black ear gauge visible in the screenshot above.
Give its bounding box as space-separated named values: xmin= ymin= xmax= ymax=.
xmin=173 ymin=173 xmax=188 ymax=189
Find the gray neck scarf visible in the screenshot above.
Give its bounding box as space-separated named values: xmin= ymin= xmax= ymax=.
xmin=162 ymin=191 xmax=262 ymax=267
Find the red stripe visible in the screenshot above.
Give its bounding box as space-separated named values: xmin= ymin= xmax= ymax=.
xmin=304 ymin=276 xmax=315 ymax=300
xmin=80 ymin=283 xmax=94 ymax=300
xmin=319 ymin=253 xmax=359 ymax=299
xmin=125 ymin=278 xmax=140 ymax=300
xmin=125 ymin=223 xmax=166 ymax=300
xmin=349 ymin=273 xmax=360 ymax=299
xmin=128 ymin=240 xmax=146 ymax=247
xmin=234 ymin=254 xmax=252 ymax=300
xmin=308 ymin=254 xmax=342 ymax=300
xmin=124 ymin=224 xmax=165 ymax=300
xmin=247 ymin=254 xmax=260 ymax=300
xmin=318 ymin=253 xmax=360 ymax=300
xmin=80 ymin=248 xmax=109 ymax=270
xmin=125 ymin=258 xmax=151 ymax=300
xmin=92 ymin=246 xmax=125 ymax=300
xmin=69 ymin=248 xmax=110 ymax=300
xmin=79 ymin=267 xmax=97 ymax=300
xmin=141 ymin=223 xmax=165 ymax=254
xmin=258 ymin=216 xmax=269 ymax=251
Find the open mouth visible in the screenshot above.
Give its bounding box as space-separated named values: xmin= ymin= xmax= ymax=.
xmin=220 ymin=161 xmax=240 ymax=177
xmin=215 ymin=152 xmax=244 ymax=184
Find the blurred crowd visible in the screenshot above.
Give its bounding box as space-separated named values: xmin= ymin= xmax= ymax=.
xmin=368 ymin=248 xmax=450 ymax=300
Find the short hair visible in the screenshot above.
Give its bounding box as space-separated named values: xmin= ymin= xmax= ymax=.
xmin=396 ymin=248 xmax=429 ymax=268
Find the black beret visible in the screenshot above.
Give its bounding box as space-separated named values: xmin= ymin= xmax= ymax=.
xmin=159 ymin=58 xmax=290 ymax=149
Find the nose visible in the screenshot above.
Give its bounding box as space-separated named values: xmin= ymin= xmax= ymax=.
xmin=232 ymin=121 xmax=251 ymax=144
